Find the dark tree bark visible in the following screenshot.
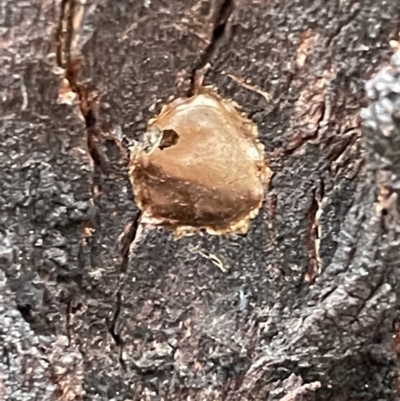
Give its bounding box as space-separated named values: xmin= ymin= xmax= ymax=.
xmin=1 ymin=1 xmax=400 ymax=400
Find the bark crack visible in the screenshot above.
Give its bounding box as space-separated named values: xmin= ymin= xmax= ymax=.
xmin=56 ymin=0 xmax=109 ymax=172
xmin=56 ymin=0 xmax=129 ymax=371
xmin=303 ymin=181 xmax=324 ymax=283
xmin=189 ymin=0 xmax=235 ymax=95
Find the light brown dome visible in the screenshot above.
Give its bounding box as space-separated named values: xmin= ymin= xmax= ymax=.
xmin=129 ymin=87 xmax=272 ymax=237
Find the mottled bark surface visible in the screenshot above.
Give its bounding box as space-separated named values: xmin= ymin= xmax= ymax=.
xmin=1 ymin=1 xmax=400 ymax=400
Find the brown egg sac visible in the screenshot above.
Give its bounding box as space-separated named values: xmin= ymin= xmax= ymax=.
xmin=128 ymin=87 xmax=272 ymax=237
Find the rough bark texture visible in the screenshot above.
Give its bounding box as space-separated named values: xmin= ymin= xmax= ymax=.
xmin=1 ymin=1 xmax=400 ymax=400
